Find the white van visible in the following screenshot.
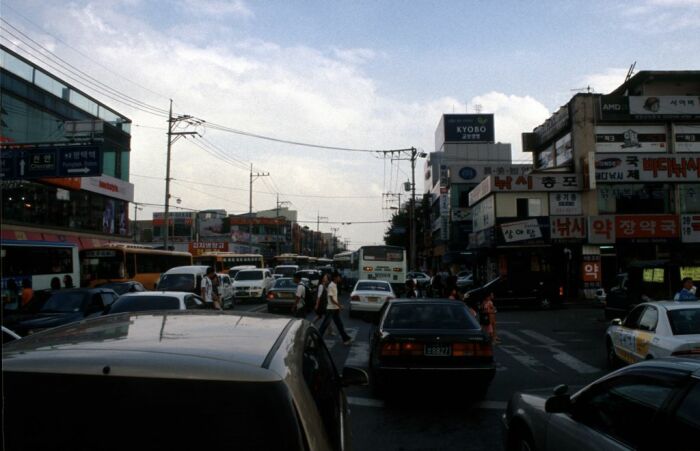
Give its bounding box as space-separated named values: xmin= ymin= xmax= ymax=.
xmin=233 ymin=269 xmax=274 ymax=303
xmin=157 ymin=265 xmax=209 ymax=294
xmin=274 ymin=265 xmax=299 ymax=279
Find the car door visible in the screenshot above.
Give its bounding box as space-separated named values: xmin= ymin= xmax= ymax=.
xmin=184 ymin=294 xmax=205 ymax=310
xmin=635 ymin=306 xmax=659 ymax=360
xmin=546 ymin=372 xmax=679 ymax=451
xmin=612 ymin=305 xmax=646 ymax=364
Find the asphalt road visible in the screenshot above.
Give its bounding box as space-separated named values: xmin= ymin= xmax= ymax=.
xmin=236 ymin=295 xmax=612 ymax=451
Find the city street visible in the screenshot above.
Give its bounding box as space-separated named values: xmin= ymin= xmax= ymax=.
xmin=238 ymin=295 xmax=612 ymax=451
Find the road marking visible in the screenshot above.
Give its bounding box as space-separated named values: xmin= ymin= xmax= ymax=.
xmin=551 ymin=350 xmax=601 ymax=374
xmin=498 ymin=330 xmax=530 ymax=346
xmin=520 ymin=330 xmax=564 ymax=347
xmin=498 ymin=345 xmax=556 ymax=373
xmin=347 ymin=397 xmax=507 ymax=410
xmin=345 ymin=330 xmax=370 ymax=368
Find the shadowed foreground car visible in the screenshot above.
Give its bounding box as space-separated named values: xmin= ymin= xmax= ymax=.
xmin=369 ymin=299 xmax=495 ymax=396
xmin=502 ymin=357 xmax=700 ymax=451
xmin=95 ymin=280 xmax=146 ymax=295
xmin=106 ymin=291 xmax=206 ymax=314
xmin=3 ymin=311 xmax=368 ymax=451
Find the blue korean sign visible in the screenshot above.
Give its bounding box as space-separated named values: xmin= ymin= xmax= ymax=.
xmin=458 ymin=166 xmax=477 ymax=180
xmin=0 ymin=144 xmax=102 ymax=180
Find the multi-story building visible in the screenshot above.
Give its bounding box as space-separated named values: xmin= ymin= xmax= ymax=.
xmin=1 ymin=45 xmax=134 ymax=247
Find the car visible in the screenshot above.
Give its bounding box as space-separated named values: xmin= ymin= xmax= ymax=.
xmin=465 ymin=275 xmax=559 ymax=309
xmin=217 ymin=273 xmax=235 ymax=309
xmin=274 ymin=264 xmax=299 ymax=279
xmin=266 ymin=277 xmax=301 ymax=313
xmin=502 ymin=357 xmax=700 ymax=451
xmin=605 ymin=301 xmax=700 ymax=367
xmin=228 ymin=265 xmax=256 ymax=279
xmin=349 ymin=280 xmax=395 ymax=318
xmin=156 ymin=265 xmax=210 ymax=293
xmin=3 ymin=311 xmax=368 ymax=450
xmin=407 ymin=271 xmax=431 ymax=288
xmin=296 ymin=269 xmax=322 ymax=289
xmin=369 ymin=299 xmax=495 ymax=396
xmin=95 ymin=280 xmax=146 ymax=295
xmin=456 ymin=271 xmax=474 ymax=289
xmin=106 ymin=291 xmax=206 ymax=314
xmin=233 ymin=268 xmax=274 ymax=303
xmin=11 ymin=288 xmax=120 ymax=336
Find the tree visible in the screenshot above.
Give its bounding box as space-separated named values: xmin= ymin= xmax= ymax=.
xmin=384 ymin=202 xmax=426 ymax=252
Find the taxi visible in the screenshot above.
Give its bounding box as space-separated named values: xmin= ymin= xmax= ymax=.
xmin=605 ymin=301 xmax=700 ymax=367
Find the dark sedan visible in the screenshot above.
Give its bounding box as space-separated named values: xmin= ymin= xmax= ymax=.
xmin=95 ymin=281 xmax=146 ymax=295
xmin=465 ymin=275 xmax=562 ymax=309
xmin=369 ymin=299 xmax=495 ymax=396
xmin=12 ymin=288 xmax=119 ymax=336
xmin=267 ymin=277 xmax=301 ymax=313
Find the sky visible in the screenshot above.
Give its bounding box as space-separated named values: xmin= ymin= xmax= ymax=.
xmin=2 ymin=0 xmax=699 ymax=249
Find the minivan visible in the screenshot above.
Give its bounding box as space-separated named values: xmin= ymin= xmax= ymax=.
xmin=156 ymin=265 xmax=209 ymax=294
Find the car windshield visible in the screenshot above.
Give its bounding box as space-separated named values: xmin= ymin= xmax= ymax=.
xmin=667 ymin=309 xmax=700 ymax=335
xmin=356 ymin=282 xmax=391 ymax=292
xmin=109 ymin=296 xmax=180 ymax=313
xmin=384 ymin=303 xmax=480 ymax=330
xmin=236 ymin=271 xmax=263 ymax=281
xmin=298 ymin=271 xmax=319 ymax=280
xmin=157 ymin=274 xmax=194 ymax=291
xmin=98 ymin=282 xmax=140 ymax=295
xmin=274 ymin=267 xmax=297 ymax=277
xmin=273 ymin=278 xmax=296 ymax=289
xmin=40 ymin=292 xmax=87 ymax=313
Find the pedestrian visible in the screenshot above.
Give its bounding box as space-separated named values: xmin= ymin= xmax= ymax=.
xmin=21 ymin=279 xmax=33 ymax=307
xmin=448 ymin=288 xmax=459 ymax=300
xmin=292 ymin=274 xmax=307 ymax=318
xmin=431 ymin=272 xmax=443 ymax=299
xmin=405 ymin=279 xmax=417 ymax=299
xmin=446 ymin=271 xmax=458 ymax=298
xmin=318 ymin=272 xmax=353 ymax=345
xmin=50 ymin=277 xmax=61 ymax=291
xmin=211 ymin=273 xmax=223 ymax=310
xmin=201 ymin=267 xmax=215 ymax=309
xmin=479 ymin=291 xmax=500 ymax=343
xmin=63 ymin=275 xmax=74 ymax=289
xmin=674 ymin=277 xmax=698 ymax=302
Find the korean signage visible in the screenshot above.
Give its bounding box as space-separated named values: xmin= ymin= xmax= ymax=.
xmin=681 ymin=215 xmax=700 ymax=243
xmin=532 ymin=105 xmax=570 ymax=146
xmin=0 ymin=144 xmax=102 ymax=180
xmin=600 ymin=96 xmax=700 ymax=120
xmin=472 ymin=196 xmax=495 ymax=232
xmin=80 ymin=175 xmax=134 ymax=202
xmin=550 ymin=216 xmax=586 ymax=240
xmin=588 ymin=215 xmax=680 ymax=244
xmin=442 ymin=114 xmax=495 ymax=143
xmin=549 ymin=192 xmax=582 ymax=215
xmin=188 ymin=241 xmax=229 ymax=256
xmin=451 ymin=164 xmax=531 ymax=183
xmin=500 ymin=219 xmax=542 ymax=243
xmin=555 ymin=133 xmax=573 ymax=167
xmin=582 ymin=255 xmax=602 ymax=286
xmin=440 ymin=165 xmax=449 ymax=187
xmin=674 ymin=124 xmax=700 ymax=152
xmin=451 ymin=208 xmax=471 ymax=222
xmin=469 ymin=174 xmax=581 ymax=206
xmin=595 ymin=153 xmax=700 ymax=183
xmin=595 ymin=125 xmax=666 ymax=153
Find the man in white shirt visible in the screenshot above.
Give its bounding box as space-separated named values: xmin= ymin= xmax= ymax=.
xmin=201 ymin=267 xmax=215 ymax=308
xmin=292 ymin=274 xmax=307 ymax=318
xmin=318 ymin=272 xmax=352 ymax=345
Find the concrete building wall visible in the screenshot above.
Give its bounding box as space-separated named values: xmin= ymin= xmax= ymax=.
xmin=495 ymin=192 xmax=550 ymax=217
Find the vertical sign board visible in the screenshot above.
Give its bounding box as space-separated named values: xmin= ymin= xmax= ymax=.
xmin=472 ymin=196 xmax=495 ymax=232
xmin=582 ymin=255 xmax=602 ymax=289
xmin=674 ymin=124 xmax=700 ymax=152
xmin=681 ymin=215 xmax=700 ymax=243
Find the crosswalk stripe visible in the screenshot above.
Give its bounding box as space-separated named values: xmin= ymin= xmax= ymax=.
xmin=498 ymin=345 xmax=555 ymax=373
xmin=520 ymin=329 xmax=564 ymax=347
xmin=498 ymin=330 xmax=530 ymax=345
xmin=551 ymin=351 xmax=600 ymax=374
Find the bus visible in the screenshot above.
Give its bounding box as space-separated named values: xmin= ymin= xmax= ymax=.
xmin=80 ymin=244 xmax=192 ymax=289
xmin=273 ymin=253 xmax=311 ymax=269
xmin=192 ymin=252 xmax=264 ymax=273
xmin=356 ymin=245 xmax=407 ymax=293
xmin=1 ymin=240 xmax=80 ymax=309
xmin=333 ymin=251 xmax=357 ymax=288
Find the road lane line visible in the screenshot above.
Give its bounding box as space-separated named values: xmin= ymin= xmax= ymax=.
xmin=498 ymin=330 xmax=530 ymax=345
xmin=498 ymin=345 xmax=556 ymax=373
xmin=520 ymin=330 xmax=564 ymax=347
xmin=551 ymin=350 xmax=600 ymax=374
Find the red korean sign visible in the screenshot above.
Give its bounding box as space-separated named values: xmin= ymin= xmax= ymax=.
xmin=550 ymin=216 xmax=586 ymax=240
xmin=582 ymin=258 xmax=601 ymax=283
xmin=588 ymin=215 xmax=679 ymax=244
xmin=188 ymin=241 xmax=229 ymax=256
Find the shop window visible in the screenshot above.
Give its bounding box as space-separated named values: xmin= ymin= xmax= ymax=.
xmin=680 ymin=184 xmax=700 ymax=214
xmin=517 ymin=198 xmax=541 ymax=218
xmin=598 ymin=184 xmax=673 ymax=214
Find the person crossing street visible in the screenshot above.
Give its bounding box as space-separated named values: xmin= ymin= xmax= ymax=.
xmin=318 ymin=271 xmax=352 ymax=345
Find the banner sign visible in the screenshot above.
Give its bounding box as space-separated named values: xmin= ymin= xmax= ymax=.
xmin=595 ymin=153 xmax=700 ymax=182
xmin=472 ymin=196 xmax=495 ymax=232
xmin=681 ymin=214 xmax=700 ymax=243
xmin=532 ymin=105 xmax=569 ymax=145
xmin=442 ymin=114 xmax=495 ymax=143
xmin=451 ymin=208 xmax=471 ymax=222
xmin=450 ymin=163 xmax=531 ymax=183
xmin=588 ymin=215 xmax=679 ymax=243
xmin=595 ymin=125 xmax=666 ymax=153
xmin=582 ymin=255 xmax=602 ymax=285
xmin=549 ymin=192 xmax=582 ymax=216
xmin=188 ymin=241 xmax=229 ymax=256
xmin=0 ymin=144 xmax=102 ymax=180
xmin=555 ymin=133 xmax=573 ymax=167
xmin=500 ymin=219 xmax=542 ymax=243
xmin=469 ymin=174 xmax=581 ymax=206
xmin=551 ymin=216 xmax=586 ymax=240
xmin=674 ymin=124 xmax=700 ymax=152
xmin=600 ymin=95 xmax=700 ymax=120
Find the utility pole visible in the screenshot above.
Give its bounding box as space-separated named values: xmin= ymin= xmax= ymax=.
xmin=133 ymin=202 xmax=143 ymax=243
xmin=330 ymin=227 xmax=339 ymax=255
xmin=275 ymin=193 xmax=290 ymax=256
xmin=315 ymin=212 xmax=328 ymax=257
xmin=163 ymin=100 xmax=197 ymax=250
xmin=248 ymin=163 xmax=269 ymax=252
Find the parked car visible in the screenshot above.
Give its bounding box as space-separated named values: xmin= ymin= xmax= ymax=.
xmin=233 ymin=268 xmax=274 ymax=303
xmin=502 ymin=357 xmax=700 ymax=451
xmin=3 ymin=311 xmax=368 ymax=450
xmin=156 ymin=265 xmax=209 ymax=294
xmin=95 ymin=280 xmax=146 ymax=295
xmin=217 ymin=273 xmax=234 ymax=309
xmin=228 ymin=265 xmax=256 ymax=279
xmin=11 ymin=288 xmax=120 ymax=336
xmin=407 ymin=271 xmax=431 ymax=289
xmin=605 ymin=261 xmax=700 ymax=319
xmin=107 ymin=291 xmax=206 ymax=314
xmin=267 ymin=277 xmax=301 ymax=313
xmin=605 ymin=301 xmax=700 ymax=367
xmin=465 ymin=275 xmax=560 ymax=309
xmin=456 ymin=271 xmax=474 ymax=289
xmin=349 ymin=280 xmax=395 ymax=318
xmin=274 ymin=264 xmax=299 ymax=279
xmin=369 ymin=299 xmax=495 ymax=396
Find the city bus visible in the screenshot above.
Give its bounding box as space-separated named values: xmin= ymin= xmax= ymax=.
xmin=333 ymin=251 xmax=358 ymax=288
xmin=80 ymin=244 xmax=192 ymax=289
xmin=1 ymin=240 xmax=80 ymax=309
xmin=356 ymin=245 xmax=407 ymax=293
xmin=192 ymin=252 xmax=264 ymax=273
xmin=273 ymin=253 xmax=312 ymax=268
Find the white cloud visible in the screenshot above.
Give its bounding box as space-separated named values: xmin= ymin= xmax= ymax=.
xmin=181 ymin=0 xmax=253 ymax=18
xmin=580 ymin=68 xmax=629 ymax=95
xmin=618 ymin=0 xmax=700 ymax=31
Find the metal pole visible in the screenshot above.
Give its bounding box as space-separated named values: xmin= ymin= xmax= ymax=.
xmin=410 ymin=147 xmax=417 ymax=270
xmin=133 ymin=203 xmax=138 ymax=243
xmin=249 ymin=163 xmax=253 ymax=251
xmin=163 ymin=99 xmax=173 ymax=250
xmin=276 ymin=193 xmax=280 ymax=256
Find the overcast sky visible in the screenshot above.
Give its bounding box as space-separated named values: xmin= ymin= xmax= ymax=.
xmin=3 ymin=0 xmax=699 ymax=248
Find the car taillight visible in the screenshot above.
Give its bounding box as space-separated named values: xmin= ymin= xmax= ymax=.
xmin=452 ymin=343 xmax=475 ymax=356
xmin=380 ymin=343 xmax=400 ymax=356
xmin=351 ymin=295 xmax=360 ymax=301
xmin=400 ymin=342 xmax=423 ymax=356
xmin=559 ymin=286 xmax=564 ymax=297
xmin=363 ymin=266 xmax=373 ymax=272
xmin=267 ymin=293 xmax=275 ymax=300
xmin=475 ymin=343 xmax=493 ymax=357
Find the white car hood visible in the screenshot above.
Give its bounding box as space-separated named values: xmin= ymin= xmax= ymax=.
xmin=351 ymin=290 xmax=394 ymax=297
xmin=233 ymin=281 xmax=265 ymax=288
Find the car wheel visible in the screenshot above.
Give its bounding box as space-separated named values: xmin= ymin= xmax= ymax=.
xmin=606 ymin=338 xmax=619 ymax=369
xmin=507 ymin=424 xmax=536 ymax=451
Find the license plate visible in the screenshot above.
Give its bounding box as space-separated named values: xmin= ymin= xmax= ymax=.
xmin=278 ymin=292 xmax=293 ymax=298
xmin=368 ymin=297 xmax=379 ymax=303
xmin=424 ymin=344 xmax=451 ymax=357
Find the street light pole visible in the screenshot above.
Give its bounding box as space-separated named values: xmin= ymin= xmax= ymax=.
xmin=410 ymin=147 xmax=417 ymax=271
xmin=248 ymin=164 xmax=269 ymax=252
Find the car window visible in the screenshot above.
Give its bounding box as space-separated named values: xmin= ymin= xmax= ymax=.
xmin=235 ymin=271 xmax=263 ymax=281
xmin=184 ymin=295 xmax=203 ymax=309
xmin=274 ymin=279 xmax=296 ymax=289
xmin=109 ymin=296 xmax=181 ymax=313
xmin=100 ymin=293 xmax=117 ymax=306
xmin=667 ymin=309 xmax=700 ymax=335
xmin=638 ymin=306 xmax=658 ymax=332
xmin=355 ymin=282 xmax=391 ymax=292
xmin=383 ymin=303 xmax=480 ymax=330
xmin=302 ymin=331 xmax=342 ymax=448
xmin=41 ymin=292 xmax=86 ymax=313
xmin=671 ymin=382 xmax=700 ymax=450
xmin=623 ymin=305 xmax=646 ymax=328
xmin=574 ymin=377 xmax=675 ymax=449
xmin=157 ymin=274 xmax=194 ymax=291
xmin=89 ymin=294 xmax=104 ymax=310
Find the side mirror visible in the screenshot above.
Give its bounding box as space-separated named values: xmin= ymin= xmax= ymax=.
xmin=341 ymin=366 xmax=369 ymax=387
xmin=611 ymin=318 xmax=622 ymax=326
xmin=545 ymin=384 xmax=571 ymax=413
